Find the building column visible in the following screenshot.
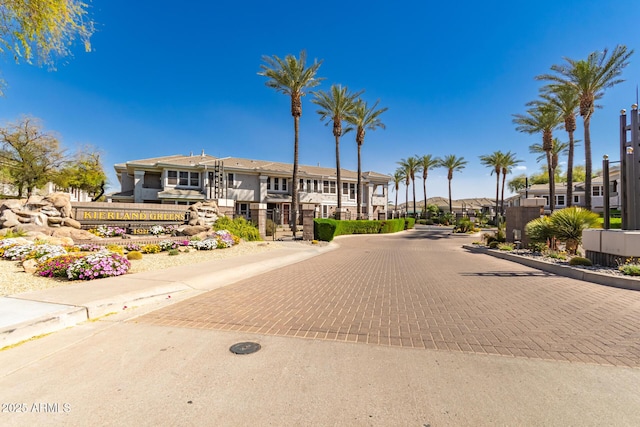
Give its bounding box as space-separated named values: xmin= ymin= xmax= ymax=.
xmin=259 ymin=175 xmax=268 ymax=203
xmin=250 ymin=203 xmax=267 ymax=238
xmin=133 ymin=170 xmax=145 ymax=203
xmin=302 ymin=204 xmax=316 ymax=241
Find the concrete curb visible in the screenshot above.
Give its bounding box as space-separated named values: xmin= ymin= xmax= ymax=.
xmin=1 ymin=242 xmax=337 ymax=349
xmin=463 ymin=245 xmax=640 ymax=291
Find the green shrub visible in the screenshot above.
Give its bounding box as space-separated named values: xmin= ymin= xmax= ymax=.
xmin=619 ymin=263 xmax=640 ymax=276
xmin=455 ymin=218 xmax=474 ymax=233
xmin=126 ymin=251 xmax=143 ymax=260
xmin=380 ymin=219 xmax=405 ymax=233
xmin=550 ymin=207 xmax=600 ymax=254
xmin=497 ymin=243 xmax=514 ymax=251
xmin=168 ymin=249 xmax=180 ymax=256
xmin=525 ymin=216 xmax=554 ymax=243
xmin=265 ymin=219 xmax=276 ymax=236
xmin=405 ymin=217 xmax=416 ymax=229
xmin=569 ymin=256 xmax=592 ymax=266
xmin=313 ymin=218 xmax=406 ymax=241
xmin=1 ymin=228 xmax=28 ymax=238
xmin=488 ymin=241 xmax=500 ymax=249
xmin=141 ymin=244 xmax=161 ymax=254
xmin=547 ymin=251 xmax=566 ymax=260
xmin=528 ymin=242 xmax=547 ymax=253
xmin=314 ymin=219 xmax=338 ymax=241
xmin=213 ymin=216 xmax=262 ymax=241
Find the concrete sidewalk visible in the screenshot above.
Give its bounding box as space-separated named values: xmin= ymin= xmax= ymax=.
xmin=0 ymin=241 xmax=336 ymax=349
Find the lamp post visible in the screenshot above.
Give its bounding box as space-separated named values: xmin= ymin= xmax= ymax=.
xmin=620 ymin=105 xmax=640 ymax=230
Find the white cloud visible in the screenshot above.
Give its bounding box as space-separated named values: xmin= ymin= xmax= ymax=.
xmin=515 ymin=165 xmax=527 ymax=170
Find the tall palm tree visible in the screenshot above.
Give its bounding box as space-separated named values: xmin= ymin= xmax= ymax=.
xmin=479 ymin=151 xmax=504 ymax=223
xmin=311 ymin=84 xmax=363 ymax=210
xmin=397 ymin=156 xmax=420 ymax=218
xmin=392 ymin=169 xmax=405 ymax=218
xmin=259 ymin=50 xmax=323 ymax=235
xmin=499 ymin=151 xmax=522 ymax=215
xmin=438 ymin=154 xmax=468 ymax=213
xmin=536 ymin=45 xmax=633 ymax=210
xmin=529 ymin=138 xmax=569 ymax=210
xmin=345 ymin=99 xmax=387 ymax=219
xmin=418 ymin=154 xmax=439 ymax=218
xmin=536 ymin=85 xmax=579 ymax=206
xmin=513 ymin=102 xmax=562 ymax=212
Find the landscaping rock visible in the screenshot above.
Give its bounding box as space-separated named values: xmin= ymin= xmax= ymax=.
xmin=22 ymin=259 xmax=38 ymax=274
xmin=51 ymin=227 xmax=99 ymax=241
xmin=62 ymin=218 xmax=82 ymax=229
xmin=181 ymin=225 xmax=209 ymax=236
xmin=47 ymin=216 xmax=64 ymax=226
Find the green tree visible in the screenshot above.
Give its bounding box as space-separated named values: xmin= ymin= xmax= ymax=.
xmin=507 ymin=174 xmax=528 ymax=194
xmin=537 ymin=85 xmax=580 ymax=206
xmin=417 ymin=154 xmax=439 ymax=218
xmin=499 ymin=151 xmax=522 ymax=214
xmin=0 ymin=0 xmax=93 ymax=93
xmin=0 ymin=116 xmax=65 ymax=197
xmin=259 ymin=50 xmax=323 ymax=235
xmin=438 ymin=154 xmax=468 ymax=213
xmin=54 ymin=147 xmax=107 ymax=200
xmin=479 ymin=151 xmax=503 ymax=222
xmin=397 ymin=156 xmax=420 ymax=217
xmin=345 ymin=99 xmax=387 ymax=219
xmin=537 ymin=45 xmax=633 ymax=210
xmin=311 ymin=84 xmax=363 ymax=209
xmin=513 ymin=103 xmax=562 ymax=212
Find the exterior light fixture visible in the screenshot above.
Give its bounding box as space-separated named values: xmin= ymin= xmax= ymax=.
xmin=633 ymin=104 xmax=638 ymax=110
xmin=627 ymin=146 xmax=634 ymax=155
xmin=621 ymin=109 xmax=627 ymax=115
xmin=603 ymin=154 xmax=609 ymax=160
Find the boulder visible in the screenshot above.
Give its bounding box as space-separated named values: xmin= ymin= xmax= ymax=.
xmin=62 ymin=218 xmax=82 ymax=229
xmin=51 ymin=227 xmax=100 ymax=241
xmin=0 ymin=199 xmax=25 ymax=211
xmin=38 ymin=235 xmax=74 ymax=246
xmin=33 ymin=213 xmax=49 ymax=227
xmin=40 ymin=206 xmax=61 ymax=217
xmin=180 ymin=225 xmax=209 ymax=236
xmin=2 ymin=219 xmax=21 ymax=228
xmin=47 ymin=216 xmax=64 ymax=226
xmin=44 ymin=192 xmax=71 ymax=208
xmin=22 ymin=259 xmax=38 ymax=274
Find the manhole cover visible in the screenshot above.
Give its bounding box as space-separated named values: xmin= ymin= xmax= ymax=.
xmin=229 ymin=342 xmax=261 ymax=355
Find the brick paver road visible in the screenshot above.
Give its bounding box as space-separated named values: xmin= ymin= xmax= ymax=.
xmin=138 ymin=227 xmax=640 ymax=367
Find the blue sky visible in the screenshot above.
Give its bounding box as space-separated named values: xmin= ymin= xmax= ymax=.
xmin=1 ymin=0 xmax=639 ymax=202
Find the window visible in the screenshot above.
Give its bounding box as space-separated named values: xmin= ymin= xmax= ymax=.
xmin=592 ymin=186 xmax=602 ymax=196
xmin=190 ymin=172 xmax=199 ymax=187
xmin=323 ymin=180 xmax=336 ymax=194
xmin=574 ymin=195 xmax=580 ymax=204
xmin=267 ymin=177 xmax=271 ymax=190
xmin=350 ymin=183 xmax=356 ymax=200
xmin=342 ymin=182 xmax=349 ymax=195
xmin=168 ymin=171 xmax=177 ymax=185
xmin=168 ymin=170 xmax=199 ymax=187
xmin=274 ymin=177 xmax=279 ymax=191
xmin=300 ymin=178 xmax=305 ymax=192
xmin=314 ymin=180 xmax=320 ymax=192
xmin=543 ymin=195 xmax=550 ymax=206
xmin=227 ymin=173 xmax=234 ymax=188
xmin=282 ymin=178 xmax=287 ymax=191
xmin=307 ymin=179 xmax=311 ymax=192
xmin=556 ymin=195 xmax=565 ymax=206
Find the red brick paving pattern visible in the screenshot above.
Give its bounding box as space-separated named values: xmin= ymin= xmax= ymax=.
xmin=137 ymin=229 xmax=640 ymax=367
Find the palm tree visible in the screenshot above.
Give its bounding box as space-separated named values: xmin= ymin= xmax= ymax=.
xmin=499 ymin=151 xmax=522 ymax=215
xmin=536 ymin=45 xmax=633 ymax=210
xmin=397 ymin=156 xmax=420 ymax=218
xmin=345 ymin=99 xmax=387 ymax=219
xmin=536 ymin=85 xmax=579 ymax=206
xmin=392 ymin=169 xmax=405 ymax=218
xmin=311 ymin=84 xmax=363 ymax=210
xmin=259 ymin=50 xmax=323 ymax=235
xmin=418 ymin=154 xmax=439 ymax=218
xmin=479 ymin=151 xmax=503 ymax=223
xmin=513 ymin=102 xmax=562 ymax=212
xmin=529 ymin=138 xmax=569 ymax=211
xmin=438 ymin=154 xmax=468 ymax=213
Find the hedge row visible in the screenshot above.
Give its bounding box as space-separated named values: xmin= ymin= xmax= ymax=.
xmin=313 ymin=218 xmax=414 ymax=241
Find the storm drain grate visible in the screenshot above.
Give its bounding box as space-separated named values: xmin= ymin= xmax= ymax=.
xmin=229 ymin=342 xmax=261 ymax=355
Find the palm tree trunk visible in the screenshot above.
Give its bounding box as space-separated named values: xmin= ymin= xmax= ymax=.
xmin=583 ymin=116 xmax=592 ymax=210
xmin=448 ymin=178 xmax=453 ymax=213
xmin=422 ymin=175 xmax=427 ymax=219
xmin=291 ymin=115 xmax=300 ymax=236
xmin=412 ymin=178 xmax=416 ymax=219
xmin=547 ymin=151 xmax=555 ymax=213
xmin=500 ymin=173 xmax=507 ymax=216
xmin=356 ymin=143 xmax=362 ymax=219
xmin=494 ymin=172 xmax=500 ymax=223
xmin=335 ymin=134 xmax=341 ymax=210
xmin=405 ymin=182 xmax=409 ymax=217
xmin=566 ymin=130 xmax=575 ymax=207
xmin=394 ymin=186 xmax=398 ymax=218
